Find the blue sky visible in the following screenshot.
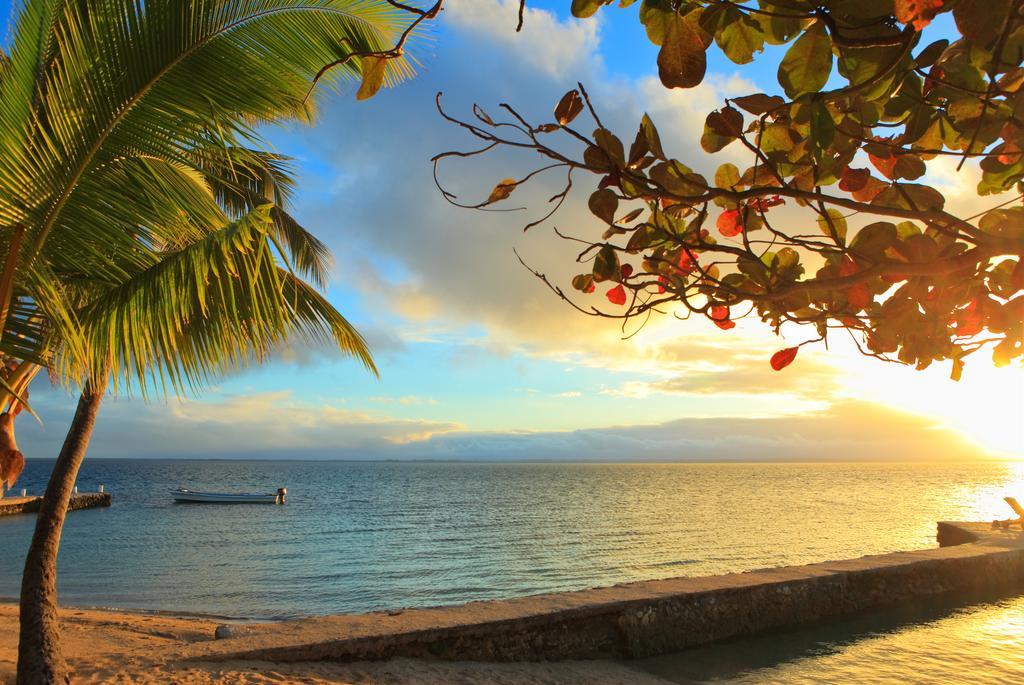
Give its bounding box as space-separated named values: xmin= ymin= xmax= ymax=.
xmin=4 ymin=1 xmax=1022 ymax=461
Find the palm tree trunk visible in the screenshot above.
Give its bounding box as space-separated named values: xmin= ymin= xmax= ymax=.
xmin=17 ymin=379 xmax=106 ymax=685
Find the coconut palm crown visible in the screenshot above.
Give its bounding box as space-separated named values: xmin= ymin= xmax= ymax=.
xmin=0 ymin=0 xmax=423 ymax=483
xmin=0 ymin=2 xmax=432 ymax=682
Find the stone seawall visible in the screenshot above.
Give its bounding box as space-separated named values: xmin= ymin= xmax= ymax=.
xmin=197 ymin=521 xmax=1024 ymax=664
xmin=0 ymin=492 xmax=111 ymax=517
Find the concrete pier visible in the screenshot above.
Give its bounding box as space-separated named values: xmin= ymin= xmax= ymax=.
xmin=0 ymin=492 xmax=111 ymax=517
xmin=195 ymin=521 xmax=1024 ymax=664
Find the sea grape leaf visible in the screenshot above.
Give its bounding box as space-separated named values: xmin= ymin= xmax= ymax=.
xmin=732 ymin=93 xmax=785 ymax=116
xmin=593 ymin=244 xmax=620 ymax=282
xmin=658 ymin=10 xmax=708 ymax=89
xmin=555 ymin=90 xmax=584 ymax=125
xmin=571 ymin=0 xmax=604 ymax=19
xmin=715 ymin=7 xmax=765 ymax=65
xmin=817 ymin=209 xmax=848 ymax=244
xmin=715 ymin=163 xmax=740 ymax=189
xmin=588 ymin=189 xmax=619 ymax=224
xmin=778 ymin=22 xmax=833 ymax=99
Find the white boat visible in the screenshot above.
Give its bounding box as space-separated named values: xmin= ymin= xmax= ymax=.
xmin=170 ymin=487 xmax=286 ymax=504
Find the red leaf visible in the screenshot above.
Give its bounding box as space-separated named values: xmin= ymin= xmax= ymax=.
xmin=770 ymin=347 xmax=799 ymax=371
xmin=710 ymin=306 xmax=735 ymax=330
xmin=923 ymin=65 xmax=944 ymax=95
xmin=749 ymin=195 xmax=784 ymax=212
xmin=656 ymin=275 xmax=667 ymax=294
xmin=717 ymin=209 xmax=744 ymax=237
xmin=1011 ymin=259 xmax=1024 ymax=289
xmin=838 ymin=167 xmax=870 ymax=192
xmin=839 ymin=258 xmax=871 ymax=310
xmin=868 ymin=152 xmax=898 ymax=180
xmin=847 ymin=283 xmax=872 ymax=310
xmin=838 ymin=256 xmax=860 ymax=279
xmin=851 ymin=176 xmax=887 ymax=202
xmin=955 ymin=297 xmax=984 ymax=336
xmin=997 ymin=142 xmax=1021 ymax=165
xmin=584 ymin=282 xmax=596 ymax=294
xmin=677 ymin=249 xmax=697 ymax=273
xmin=620 ymin=263 xmax=634 ymax=280
xmin=606 ymin=284 xmax=627 ymax=305
xmin=598 ymin=171 xmax=621 ymax=189
xmin=895 ymin=0 xmax=944 ymax=31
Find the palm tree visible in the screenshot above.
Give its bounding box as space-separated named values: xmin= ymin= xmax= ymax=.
xmin=0 ymin=1 xmax=426 ymax=681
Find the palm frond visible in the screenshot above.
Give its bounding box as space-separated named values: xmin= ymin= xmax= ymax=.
xmin=187 ymin=144 xmax=332 ymax=286
xmin=59 ymin=205 xmax=373 ymax=395
xmin=2 ymin=1 xmax=415 ymax=254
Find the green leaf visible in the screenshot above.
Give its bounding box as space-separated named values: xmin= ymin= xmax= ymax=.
xmin=896 ymin=221 xmax=922 ymax=240
xmin=640 ymin=114 xmax=665 ymax=160
xmin=701 ymin=109 xmax=743 ymax=153
xmin=778 ymin=22 xmax=833 ymax=99
xmin=626 ymin=223 xmax=657 ymax=253
xmin=873 ymin=184 xmax=945 ymax=212
xmin=588 ymin=189 xmax=619 ymax=223
xmin=571 ymin=0 xmax=604 ymax=18
xmin=816 ymin=209 xmax=848 ymax=244
xmin=754 ymin=3 xmax=801 ymax=45
xmin=650 ymin=161 xmax=708 ymax=196
xmin=915 ymin=39 xmax=949 ymax=68
xmin=979 ymin=208 xmax=1024 ymax=238
xmin=850 ymin=222 xmax=897 ymax=257
xmin=737 ymin=255 xmax=769 ymax=285
xmin=639 ymin=0 xmax=675 ymax=45
xmin=759 ymin=123 xmax=795 ymax=153
xmin=572 ymin=273 xmax=595 ymax=292
xmin=954 ymin=0 xmax=1009 ymax=46
xmin=893 ymin=155 xmax=926 ymax=181
xmin=593 ymin=245 xmax=620 ymax=282
xmin=715 ymin=8 xmax=765 ymax=65
xmin=774 ymin=246 xmax=798 ymax=274
xmin=715 ymin=163 xmax=740 ymax=189
xmin=594 ymin=128 xmax=626 ymax=167
xmin=809 ymin=100 xmax=835 ymax=160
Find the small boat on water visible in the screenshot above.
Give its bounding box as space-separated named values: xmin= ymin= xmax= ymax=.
xmin=170 ymin=487 xmax=286 ymax=504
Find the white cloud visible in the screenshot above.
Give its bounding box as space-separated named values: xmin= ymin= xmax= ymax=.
xmin=444 ymin=0 xmax=600 ymax=79
xmin=370 ymin=395 xmax=437 ymax=406
xmin=391 ymin=400 xmax=986 ymax=462
xmin=17 ymin=390 xmax=987 ymax=461
xmin=16 ymin=390 xmax=463 ymax=459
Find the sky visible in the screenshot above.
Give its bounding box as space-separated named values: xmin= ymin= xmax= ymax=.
xmin=6 ymin=0 xmax=1024 ymax=461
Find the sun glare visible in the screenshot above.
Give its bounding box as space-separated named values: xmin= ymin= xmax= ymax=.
xmin=837 ymin=350 xmax=1024 ymax=458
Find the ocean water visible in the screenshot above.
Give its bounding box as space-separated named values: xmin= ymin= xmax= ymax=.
xmin=1 ymin=459 xmax=1023 ymax=618
xmin=2 ymin=459 xmax=1024 ymax=682
xmin=639 ymin=591 xmax=1024 ymax=684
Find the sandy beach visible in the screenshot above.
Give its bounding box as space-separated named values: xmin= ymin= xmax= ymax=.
xmin=0 ymin=604 xmax=669 ymax=685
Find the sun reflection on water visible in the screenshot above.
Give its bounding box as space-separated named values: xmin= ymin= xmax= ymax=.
xmin=958 ymin=460 xmax=1024 ymax=521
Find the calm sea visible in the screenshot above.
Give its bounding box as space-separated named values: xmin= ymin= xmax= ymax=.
xmin=2 ymin=459 xmax=1023 ymax=682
